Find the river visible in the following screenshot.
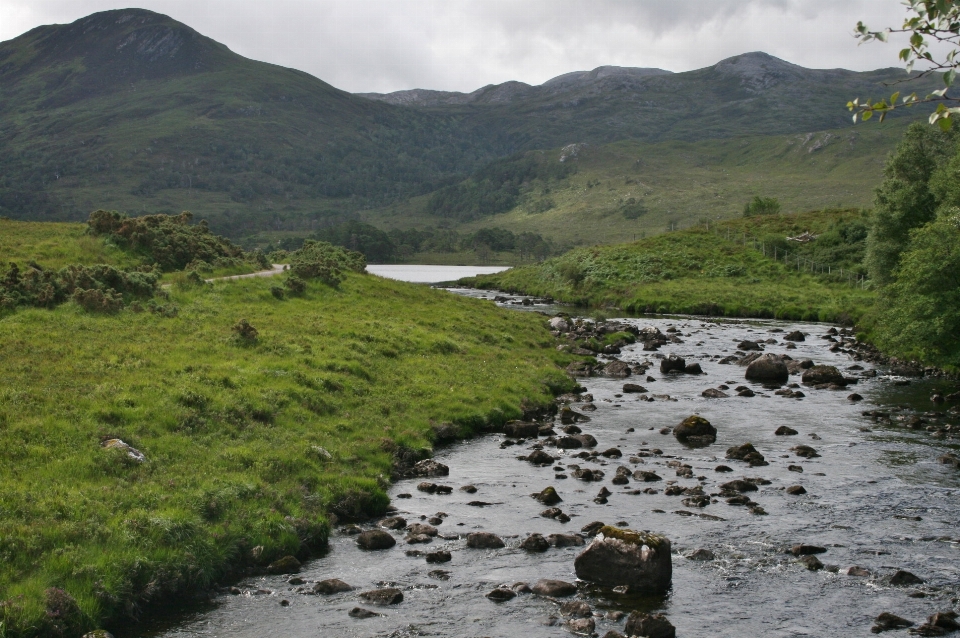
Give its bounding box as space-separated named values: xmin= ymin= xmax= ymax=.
xmin=128 ymin=272 xmax=960 ymax=638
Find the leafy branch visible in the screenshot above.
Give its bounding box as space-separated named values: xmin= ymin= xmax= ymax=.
xmin=850 ymin=0 xmax=960 ymax=129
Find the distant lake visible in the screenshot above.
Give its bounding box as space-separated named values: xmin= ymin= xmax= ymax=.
xmin=366 ymin=264 xmax=509 ymax=284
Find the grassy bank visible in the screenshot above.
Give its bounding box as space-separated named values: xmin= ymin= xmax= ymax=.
xmin=463 ymin=210 xmax=876 ymax=323
xmin=0 ymin=269 xmax=574 ymax=636
xmin=0 ymin=219 xmax=137 ymax=270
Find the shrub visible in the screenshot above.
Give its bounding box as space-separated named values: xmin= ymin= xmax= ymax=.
xmin=270 ymin=285 xmax=285 ymax=300
xmin=72 ymin=288 xmax=124 ymax=313
xmin=288 ymin=240 xmax=365 ymax=287
xmin=284 ymin=275 xmax=306 ymax=295
xmin=232 ymin=319 xmax=259 ymax=343
xmin=0 ymin=262 xmax=158 ymax=311
xmin=743 ymin=196 xmax=782 ymax=217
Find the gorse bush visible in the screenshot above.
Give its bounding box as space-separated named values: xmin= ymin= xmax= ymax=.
xmin=288 ymin=240 xmax=366 ymax=287
xmin=743 ymin=196 xmax=782 ymax=217
xmin=0 ymin=262 xmax=158 ymax=311
xmin=87 ymin=210 xmax=247 ymax=272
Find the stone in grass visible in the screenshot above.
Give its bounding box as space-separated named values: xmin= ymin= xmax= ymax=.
xmin=624 ymin=612 xmax=676 ymax=638
xmin=574 ymin=526 xmax=671 ymax=594
xmin=358 ymin=588 xmax=403 ymax=606
xmin=266 ymin=555 xmax=301 ymax=575
xmin=356 ymin=530 xmax=396 ymax=550
xmin=531 ymin=579 xmax=578 ymax=597
xmin=466 ymin=532 xmax=505 ymax=549
xmin=313 ymin=579 xmax=353 ymax=595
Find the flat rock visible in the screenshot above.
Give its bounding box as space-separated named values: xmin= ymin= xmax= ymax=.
xmin=348 ymin=607 xmax=381 ymax=618
xmin=357 ymin=530 xmax=396 ymax=550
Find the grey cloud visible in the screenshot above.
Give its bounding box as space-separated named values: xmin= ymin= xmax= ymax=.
xmin=0 ymin=0 xmax=927 ymax=93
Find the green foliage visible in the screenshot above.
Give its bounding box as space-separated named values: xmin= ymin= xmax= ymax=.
xmin=426 ymin=152 xmax=575 ymax=221
xmin=0 ymin=262 xmax=158 ymax=311
xmin=743 ymin=196 xmax=782 ymax=217
xmin=621 ymin=198 xmax=648 ymax=220
xmin=874 ymin=214 xmax=960 ymax=367
xmin=464 ymin=210 xmax=875 ymax=322
xmin=866 ymin=123 xmax=958 ymax=285
xmin=88 ymin=210 xmax=247 ymax=273
xmin=288 ymin=240 xmax=366 ymax=287
xmin=0 ymin=252 xmax=573 ymax=635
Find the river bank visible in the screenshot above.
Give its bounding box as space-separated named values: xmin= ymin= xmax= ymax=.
xmin=125 ymin=288 xmax=960 ymax=638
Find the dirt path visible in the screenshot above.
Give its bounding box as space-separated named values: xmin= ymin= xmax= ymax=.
xmin=206 ymin=264 xmax=287 ymax=282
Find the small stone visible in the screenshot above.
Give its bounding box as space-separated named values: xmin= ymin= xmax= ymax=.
xmin=686 ymin=548 xmax=715 ymax=561
xmin=559 ymin=600 xmax=592 ymax=618
xmin=266 ymin=555 xmax=301 ymax=575
xmin=624 ymin=612 xmax=676 ymax=638
xmin=564 ymin=617 xmax=596 ymax=635
xmin=425 ymin=550 xmax=451 ymax=563
xmin=378 ymin=516 xmax=407 ymax=530
xmin=714 ymin=465 xmax=733 ymax=472
xmin=357 ymin=530 xmax=396 ymax=550
xmin=775 ymin=426 xmax=799 ymax=436
xmin=890 ymin=570 xmax=924 ymax=586
xmin=520 ymin=534 xmax=550 ymax=552
xmin=460 ymin=485 xmax=478 ymax=493
xmin=800 ymin=555 xmax=823 ymax=571
xmin=846 ymin=566 xmax=870 ymax=577
xmin=789 ymin=544 xmax=827 ymax=556
xmin=535 ymin=486 xmax=563 ymax=505
xmin=871 ymin=612 xmax=913 ymax=633
xmin=788 ymin=465 xmax=803 ymax=473
xmin=786 ymin=485 xmax=807 ymax=495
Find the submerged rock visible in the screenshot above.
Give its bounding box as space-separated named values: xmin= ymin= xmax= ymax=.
xmin=486 ymin=587 xmax=516 ymax=602
xmin=624 ymin=612 xmax=676 ymax=638
xmin=573 ymin=526 xmax=672 ymax=593
xmin=359 ymin=588 xmax=403 ymax=605
xmin=521 ymin=534 xmax=550 ymax=552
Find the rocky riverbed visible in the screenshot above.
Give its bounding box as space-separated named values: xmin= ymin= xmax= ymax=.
xmin=131 ymin=294 xmax=960 ymax=638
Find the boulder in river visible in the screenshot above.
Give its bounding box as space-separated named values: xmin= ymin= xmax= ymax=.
xmin=266 ymin=555 xmax=301 ymax=574
xmin=313 ymin=579 xmax=354 ymax=595
xmin=604 ymin=361 xmax=632 ymax=377
xmin=745 ymin=353 xmax=789 ymax=383
xmin=504 ymin=421 xmax=540 ymax=438
xmin=526 ymin=450 xmax=556 ymax=465
xmin=872 ymin=612 xmax=913 ymax=633
xmin=564 ymin=617 xmax=595 ymax=635
xmin=425 ymin=550 xmax=451 ymax=563
xmin=534 ymin=486 xmax=563 ymax=505
xmin=486 ymin=587 xmax=516 ymax=602
xmin=684 ymin=362 xmax=703 ymax=374
xmin=548 ymin=533 xmax=585 ymax=547
xmin=624 ymin=612 xmax=676 ymax=638
xmin=623 ymin=383 xmax=648 ymax=393
xmin=791 ymin=445 xmax=819 ymax=458
xmin=560 ymin=406 xmax=589 ymax=424
xmin=660 ymin=355 xmax=686 ymax=374
xmin=378 ymin=516 xmax=407 ymax=530
xmin=573 ymin=526 xmax=672 ymax=593
xmin=801 ymin=365 xmax=846 ymax=386
xmin=348 ymin=607 xmax=380 ymax=618
xmin=890 ymin=570 xmax=924 ymax=586
xmin=531 ymin=579 xmax=578 ymax=597
xmin=466 ymin=532 xmax=505 ymax=549
xmin=520 ymin=534 xmax=550 ymax=552
xmin=738 ymin=340 xmax=762 ymax=351
xmin=410 ymin=459 xmax=450 ymax=477
xmin=357 ymin=530 xmax=396 ymax=550
xmin=786 ymin=485 xmax=807 ymax=495
xmin=701 ymin=388 xmax=729 ymax=398
xmin=775 ymin=426 xmax=798 ymax=436
xmin=784 ymin=330 xmax=806 ymax=342
xmin=673 ymin=415 xmax=717 ymax=446
xmin=726 ymin=442 xmax=767 ymax=466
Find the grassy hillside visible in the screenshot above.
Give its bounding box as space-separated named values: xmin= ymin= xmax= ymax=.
xmin=366 ymin=122 xmax=907 ymax=251
xmin=0 ymin=255 xmax=573 ymax=637
xmin=0 ymin=218 xmax=137 ymax=269
xmin=462 ymin=209 xmax=875 ymax=322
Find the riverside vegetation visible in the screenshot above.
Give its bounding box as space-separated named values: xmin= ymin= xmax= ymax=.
xmin=0 ymin=214 xmax=577 ymax=637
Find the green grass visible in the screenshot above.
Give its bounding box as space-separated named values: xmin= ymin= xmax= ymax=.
xmin=463 ymin=210 xmax=876 ymax=322
xmin=0 ymin=269 xmax=574 ymax=636
xmin=0 ymin=219 xmax=136 ymax=270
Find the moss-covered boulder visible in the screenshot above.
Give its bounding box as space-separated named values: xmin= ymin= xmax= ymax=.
xmin=573 ymin=526 xmax=672 ymax=593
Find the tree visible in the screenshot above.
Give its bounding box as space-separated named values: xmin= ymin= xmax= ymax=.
xmin=742 ymin=196 xmax=781 ymax=217
xmin=850 ymin=0 xmax=960 ymax=129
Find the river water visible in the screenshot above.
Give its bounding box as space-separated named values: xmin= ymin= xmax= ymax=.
xmin=130 ymin=283 xmax=960 ymax=638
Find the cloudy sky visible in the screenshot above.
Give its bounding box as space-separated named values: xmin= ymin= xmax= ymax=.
xmin=0 ymin=1 xmax=923 ymax=93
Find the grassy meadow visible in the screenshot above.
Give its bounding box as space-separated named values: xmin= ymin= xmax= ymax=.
xmin=0 ymin=230 xmax=575 ymax=636
xmin=463 ymin=209 xmax=876 ymax=323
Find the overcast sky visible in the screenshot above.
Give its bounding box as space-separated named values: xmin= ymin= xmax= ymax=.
xmin=0 ymin=1 xmax=925 ymax=94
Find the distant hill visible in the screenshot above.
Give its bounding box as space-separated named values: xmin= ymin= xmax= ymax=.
xmin=0 ymin=10 xmax=943 ymax=245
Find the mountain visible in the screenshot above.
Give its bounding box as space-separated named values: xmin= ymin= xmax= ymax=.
xmin=0 ymin=9 xmax=508 ymax=233
xmin=0 ymin=10 xmax=943 ymax=244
